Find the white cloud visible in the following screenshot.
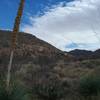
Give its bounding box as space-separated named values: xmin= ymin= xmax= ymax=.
xmin=22 ymin=0 xmax=100 ymax=51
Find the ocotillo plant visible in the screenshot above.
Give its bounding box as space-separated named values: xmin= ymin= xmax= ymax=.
xmin=6 ymin=0 xmax=25 ymax=90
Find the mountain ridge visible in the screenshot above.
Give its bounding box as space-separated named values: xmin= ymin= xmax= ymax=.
xmin=0 ymin=30 xmax=100 ymax=63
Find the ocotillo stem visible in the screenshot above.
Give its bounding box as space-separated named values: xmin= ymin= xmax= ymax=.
xmin=6 ymin=50 xmax=14 ymax=90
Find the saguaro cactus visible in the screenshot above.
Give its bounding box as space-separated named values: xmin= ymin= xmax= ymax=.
xmin=7 ymin=0 xmax=25 ymax=90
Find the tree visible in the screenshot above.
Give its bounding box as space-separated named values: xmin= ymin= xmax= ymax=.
xmin=6 ymin=0 xmax=25 ymax=90
xmin=79 ymin=75 xmax=100 ymax=99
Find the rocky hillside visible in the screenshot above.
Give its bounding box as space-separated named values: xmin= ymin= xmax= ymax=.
xmin=0 ymin=30 xmax=100 ymax=69
xmin=0 ymin=30 xmax=76 ymax=75
xmin=1 ymin=30 xmax=100 ymax=100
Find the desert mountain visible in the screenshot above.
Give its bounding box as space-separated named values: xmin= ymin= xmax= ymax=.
xmin=1 ymin=30 xmax=100 ymax=100
xmin=0 ymin=30 xmax=75 ymax=74
xmin=0 ymin=30 xmax=100 ymax=67
xmin=69 ymin=49 xmax=100 ymax=60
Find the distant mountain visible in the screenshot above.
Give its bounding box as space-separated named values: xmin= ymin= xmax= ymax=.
xmin=93 ymin=49 xmax=100 ymax=58
xmin=69 ymin=49 xmax=100 ymax=60
xmin=69 ymin=49 xmax=93 ymax=60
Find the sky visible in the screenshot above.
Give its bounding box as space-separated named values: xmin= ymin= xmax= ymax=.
xmin=0 ymin=0 xmax=100 ymax=51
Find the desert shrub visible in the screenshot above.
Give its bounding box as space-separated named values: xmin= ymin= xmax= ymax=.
xmin=32 ymin=75 xmax=70 ymax=100
xmin=80 ymin=60 xmax=100 ymax=69
xmin=0 ymin=59 xmax=2 ymax=64
xmin=18 ymin=64 xmax=71 ymax=100
xmin=37 ymin=55 xmax=54 ymax=66
xmin=79 ymin=74 xmax=100 ymax=98
xmin=0 ymin=80 xmax=30 ymax=100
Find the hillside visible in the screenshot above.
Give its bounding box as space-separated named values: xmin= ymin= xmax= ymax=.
xmin=0 ymin=30 xmax=100 ymax=77
xmin=1 ymin=30 xmax=100 ymax=100
xmin=1 ymin=30 xmax=100 ymax=66
xmin=0 ymin=30 xmax=75 ymax=75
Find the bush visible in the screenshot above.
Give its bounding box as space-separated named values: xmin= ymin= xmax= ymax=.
xmin=79 ymin=74 xmax=100 ymax=97
xmin=0 ymin=80 xmax=30 ymax=100
xmin=32 ymin=75 xmax=70 ymax=100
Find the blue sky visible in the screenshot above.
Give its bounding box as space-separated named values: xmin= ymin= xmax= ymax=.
xmin=0 ymin=0 xmax=73 ymax=30
xmin=0 ymin=0 xmax=100 ymax=51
